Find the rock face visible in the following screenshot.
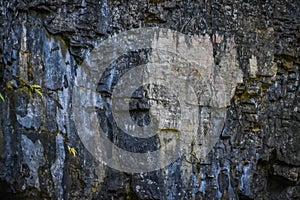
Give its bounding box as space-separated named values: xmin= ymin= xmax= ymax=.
xmin=0 ymin=0 xmax=299 ymax=199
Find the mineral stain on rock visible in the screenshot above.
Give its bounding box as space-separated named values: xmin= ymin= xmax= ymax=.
xmin=0 ymin=0 xmax=299 ymax=199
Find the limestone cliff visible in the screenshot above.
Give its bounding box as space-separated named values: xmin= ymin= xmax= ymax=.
xmin=0 ymin=0 xmax=299 ymax=199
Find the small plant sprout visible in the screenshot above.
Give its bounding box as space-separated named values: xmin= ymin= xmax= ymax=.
xmin=67 ymin=146 xmax=77 ymax=157
xmin=29 ymin=84 xmax=43 ymax=97
xmin=0 ymin=93 xmax=4 ymax=101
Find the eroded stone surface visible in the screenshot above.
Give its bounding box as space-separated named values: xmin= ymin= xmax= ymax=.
xmin=73 ymin=28 xmax=242 ymax=173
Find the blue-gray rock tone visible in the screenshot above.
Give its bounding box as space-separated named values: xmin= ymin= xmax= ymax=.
xmin=0 ymin=0 xmax=299 ymax=199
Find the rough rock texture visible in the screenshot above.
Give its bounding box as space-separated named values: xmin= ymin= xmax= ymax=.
xmin=0 ymin=0 xmax=299 ymax=199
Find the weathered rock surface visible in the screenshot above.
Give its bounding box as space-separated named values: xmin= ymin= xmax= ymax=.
xmin=0 ymin=0 xmax=299 ymax=199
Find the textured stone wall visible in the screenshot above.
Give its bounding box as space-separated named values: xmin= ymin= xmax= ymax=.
xmin=0 ymin=0 xmax=299 ymax=199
